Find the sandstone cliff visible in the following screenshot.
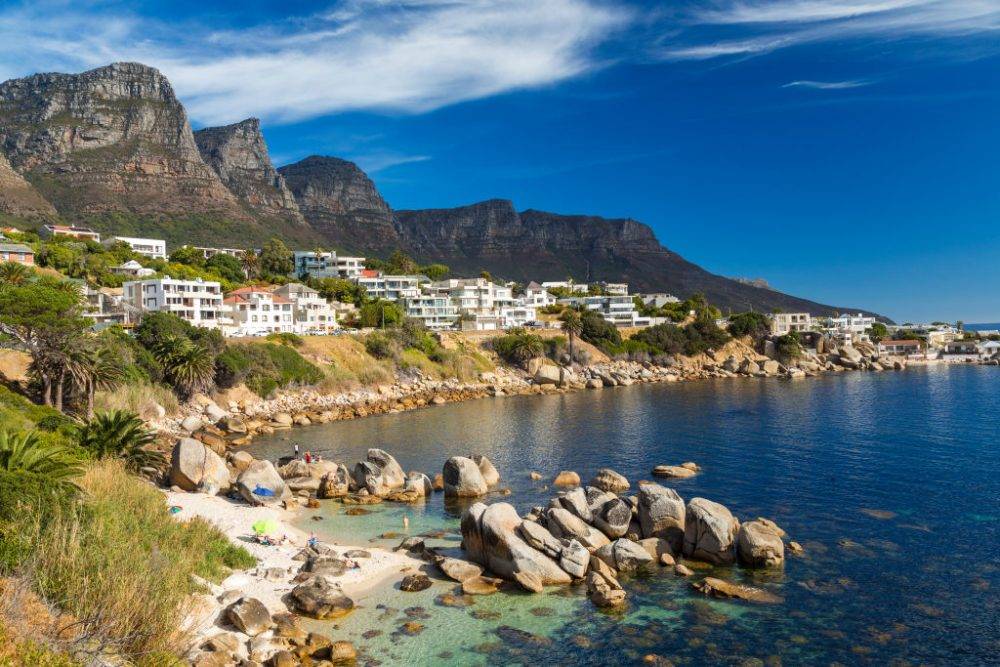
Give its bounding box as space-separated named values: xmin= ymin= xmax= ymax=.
xmin=0 ymin=152 xmax=55 ymax=216
xmin=279 ymin=156 xmax=399 ymax=250
xmin=194 ymin=118 xmax=303 ymax=224
xmin=0 ymin=62 xmax=247 ymax=219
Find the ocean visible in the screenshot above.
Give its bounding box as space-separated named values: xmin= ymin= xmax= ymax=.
xmin=248 ymin=364 xmax=999 ymax=665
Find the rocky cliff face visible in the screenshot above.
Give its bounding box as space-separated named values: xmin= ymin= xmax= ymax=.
xmin=0 ymin=152 xmax=55 ymax=216
xmin=194 ymin=118 xmax=303 ymax=223
xmin=0 ymin=62 xmax=247 ymax=219
xmin=279 ymin=156 xmax=399 ymax=250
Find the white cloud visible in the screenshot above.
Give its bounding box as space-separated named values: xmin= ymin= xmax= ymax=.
xmin=663 ymin=0 xmax=1000 ymax=60
xmin=0 ymin=0 xmax=632 ymax=126
xmin=782 ymin=79 xmax=871 ymax=89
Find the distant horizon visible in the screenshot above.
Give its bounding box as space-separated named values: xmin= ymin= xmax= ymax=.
xmin=0 ymin=1 xmax=997 ymax=322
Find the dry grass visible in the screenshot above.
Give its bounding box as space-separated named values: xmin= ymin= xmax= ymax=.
xmin=0 ymin=578 xmax=77 ymax=666
xmin=94 ymin=383 xmax=180 ymax=420
xmin=17 ymin=461 xmax=254 ymax=660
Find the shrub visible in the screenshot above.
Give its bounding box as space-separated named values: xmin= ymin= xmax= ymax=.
xmin=632 ymin=323 xmax=687 ymax=356
xmin=364 ymin=331 xmax=401 ymax=360
xmin=579 ymin=309 xmax=621 ymax=351
xmin=74 ymin=411 xmax=166 ymax=473
xmin=728 ymin=312 xmax=772 ymax=341
xmin=681 ymin=314 xmax=730 ymax=356
xmin=775 ymin=331 xmax=803 ymax=360
xmin=491 ymin=329 xmax=544 ymax=366
xmin=265 ymin=331 xmax=304 ymax=347
xmin=357 ymin=300 xmax=404 ymax=328
xmin=216 ymin=343 xmax=323 ymax=397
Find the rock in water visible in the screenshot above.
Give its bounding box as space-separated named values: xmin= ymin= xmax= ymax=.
xmin=546 ymin=508 xmax=610 ymax=549
xmin=289 ymin=578 xmax=356 ymax=619
xmin=443 ymin=456 xmax=488 ymax=497
xmin=737 ymin=519 xmax=785 ymax=568
xmin=353 ymin=460 xmax=391 ymax=497
xmin=517 ymin=521 xmax=563 ymax=559
xmin=586 ymin=570 xmax=626 ymax=609
xmin=651 ymin=465 xmax=696 ymax=479
xmin=590 ymin=468 xmax=630 ymax=493
xmin=404 ymin=471 xmax=434 ymax=497
xmin=552 ymin=471 xmax=581 ymax=487
xmin=225 ymin=597 xmax=272 ymax=636
xmin=691 ymin=577 xmax=782 ymax=604
xmin=318 ymin=464 xmax=351 ymax=498
xmin=366 ymin=448 xmax=406 ymax=489
xmin=437 ymin=557 xmax=484 ymax=583
xmin=558 ymin=487 xmax=593 ymax=523
xmin=399 ymin=574 xmax=432 ymax=592
xmin=637 ymin=482 xmax=686 ymax=550
xmin=593 ymin=498 xmax=633 ymax=539
xmin=236 ymin=460 xmax=290 ymax=505
xmin=559 ymin=539 xmax=590 ymax=579
xmin=594 ymin=539 xmax=654 ymax=573
xmin=683 ymin=497 xmax=739 ymax=564
xmin=472 ymin=454 xmax=501 ymax=487
xmin=170 ymin=438 xmax=230 ymax=494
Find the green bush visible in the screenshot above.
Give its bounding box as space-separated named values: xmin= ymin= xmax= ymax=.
xmin=216 ymin=343 xmax=323 ymax=397
xmin=728 ymin=311 xmax=772 ymax=340
xmin=579 ymin=309 xmax=622 ymax=352
xmin=365 ymin=331 xmax=400 ymax=360
xmin=266 ymin=331 xmax=304 ymax=347
xmin=775 ymin=331 xmax=803 ymax=360
xmin=491 ymin=328 xmax=544 ymax=365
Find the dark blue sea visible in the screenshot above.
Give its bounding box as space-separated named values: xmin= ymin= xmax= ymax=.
xmin=249 ymin=365 xmax=1000 ymax=665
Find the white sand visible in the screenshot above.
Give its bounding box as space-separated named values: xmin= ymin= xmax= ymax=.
xmin=164 ymin=491 xmax=422 ymax=614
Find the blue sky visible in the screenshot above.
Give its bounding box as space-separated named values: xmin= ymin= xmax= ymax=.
xmin=1 ymin=1 xmax=998 ymax=322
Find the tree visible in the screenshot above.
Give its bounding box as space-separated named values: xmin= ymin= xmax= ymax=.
xmin=0 ymin=261 xmax=31 ymax=285
xmin=479 ymin=270 xmax=493 ymax=282
xmin=259 ymin=238 xmax=294 ymax=276
xmin=240 ymin=249 xmax=259 ymax=279
xmin=491 ymin=329 xmax=544 ymax=366
xmin=205 ymin=252 xmax=246 ymax=283
xmin=75 ymin=411 xmax=165 ymax=472
xmin=65 ymin=341 xmax=124 ymax=419
xmin=168 ymin=245 xmax=207 ymax=266
xmin=560 ymin=309 xmax=583 ymax=363
xmin=728 ymin=312 xmax=772 ymax=341
xmin=0 ymin=430 xmax=82 ymax=491
xmin=421 ymin=264 xmax=450 ymax=281
xmin=153 ymin=336 xmax=216 ymax=397
xmin=866 ymin=322 xmax=889 ymax=343
xmin=579 ymin=309 xmax=622 ymax=351
xmin=386 ymin=250 xmax=419 ymax=275
xmin=310 ymin=277 xmax=368 ymax=305
xmin=357 ymin=300 xmax=404 ymax=328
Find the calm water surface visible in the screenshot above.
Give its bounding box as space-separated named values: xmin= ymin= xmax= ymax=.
xmin=249 ymin=365 xmax=999 ymax=666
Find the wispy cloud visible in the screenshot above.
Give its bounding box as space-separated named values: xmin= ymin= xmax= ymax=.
xmin=0 ymin=0 xmax=632 ymax=125
xmin=783 ymin=79 xmax=872 ymax=89
xmin=350 ymin=152 xmax=432 ymax=173
xmin=661 ymin=1 xmax=1000 ymax=60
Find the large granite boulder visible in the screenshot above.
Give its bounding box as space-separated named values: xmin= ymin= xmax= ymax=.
xmin=545 ymin=508 xmax=610 ymax=549
xmin=170 ymin=438 xmax=230 ymax=494
xmin=587 ymin=570 xmax=626 ymax=609
xmin=517 ymin=520 xmax=563 ymax=559
xmin=559 ymin=539 xmax=590 ymax=578
xmin=225 ymin=597 xmax=272 ymax=636
xmin=404 ymin=471 xmax=434 ymax=497
xmin=737 ymin=519 xmax=785 ymax=568
xmin=288 ymin=578 xmax=356 ymax=619
xmin=352 ymin=460 xmax=392 ymax=497
xmin=460 ymin=502 xmax=570 ymax=589
xmin=443 ymin=456 xmax=488 ymax=497
xmin=557 ymin=487 xmax=593 ymax=524
xmin=585 ymin=487 xmax=617 ymax=513
xmin=472 ymin=455 xmax=500 ymax=487
xmin=593 ymin=497 xmax=633 ymax=539
xmin=637 ymin=482 xmax=685 ymax=550
xmin=366 ymin=449 xmax=405 ymax=489
xmin=683 ymin=497 xmax=739 ymax=564
xmin=236 ymin=460 xmax=290 ymax=505
xmin=318 ymin=464 xmax=351 ymax=498
xmin=533 ymin=364 xmax=562 ymax=385
xmin=589 ymin=468 xmax=629 ymax=493
xmin=594 ymin=538 xmax=654 ymax=573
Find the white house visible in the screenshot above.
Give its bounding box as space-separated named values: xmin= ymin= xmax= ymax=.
xmin=40 ymin=224 xmax=101 ymax=243
xmin=599 ymin=282 xmax=629 ymax=296
xmin=523 ymin=282 xmax=556 ymax=308
xmin=641 ymin=293 xmax=681 ymax=308
xmin=826 ymin=313 xmax=876 ymax=339
xmin=274 ymin=283 xmax=339 ymax=334
xmin=194 ymin=246 xmax=247 ymax=260
xmin=500 ymin=305 xmax=537 ymax=329
xmin=336 ymin=255 xmax=365 ymax=279
xmin=428 ymin=279 xmax=514 ymax=315
xmin=559 ymin=295 xmax=649 ymax=328
xmin=357 ymin=274 xmax=423 ymax=301
xmin=541 ymin=280 xmax=588 ymax=295
xmin=878 ymin=340 xmax=923 ymax=358
xmin=293 ymin=251 xmax=366 ymax=279
xmin=224 ymin=287 xmax=294 ymax=336
xmin=112 ymin=260 xmax=155 ymax=278
xmin=111 ymin=236 xmax=167 ymax=259
xmin=123 ymin=278 xmax=230 ymax=330
xmin=772 ymin=313 xmax=812 ymax=336
xmin=403 ymin=295 xmax=458 ymax=330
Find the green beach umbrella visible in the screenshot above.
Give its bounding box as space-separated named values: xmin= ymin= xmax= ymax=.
xmin=252 ymin=518 xmax=279 ymax=536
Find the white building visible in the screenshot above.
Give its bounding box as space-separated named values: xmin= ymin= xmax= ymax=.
xmin=111 ymin=260 xmax=156 ymax=278
xmin=123 ymin=278 xmax=230 ymax=330
xmin=523 ymin=282 xmax=557 ymax=309
xmin=403 ymin=295 xmax=458 ymax=330
xmin=599 ymin=282 xmax=629 ymax=296
xmin=358 ymin=274 xmax=423 ymax=301
xmin=825 ymin=313 xmax=876 ymax=340
xmin=772 ymin=313 xmax=812 ymax=336
xmin=111 ymin=236 xmax=166 ymax=259
xmin=194 ymin=246 xmax=248 ymax=260
xmin=541 ymin=280 xmax=588 ymax=295
xmin=560 ymin=295 xmax=649 ymax=328
xmin=641 ymin=293 xmax=681 ymax=308
xmin=224 ymin=287 xmax=294 ymax=336
xmin=40 ymin=224 xmax=101 ymax=243
xmin=500 ymin=305 xmax=538 ymax=329
xmin=336 ymin=255 xmax=365 ymax=279
xmin=293 ymin=251 xmax=366 ymax=279
xmin=428 ymin=278 xmax=514 ymax=314
xmin=274 ymin=283 xmax=339 ymax=334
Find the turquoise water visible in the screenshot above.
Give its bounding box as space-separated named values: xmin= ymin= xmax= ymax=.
xmin=249 ymin=365 xmax=1000 ymax=665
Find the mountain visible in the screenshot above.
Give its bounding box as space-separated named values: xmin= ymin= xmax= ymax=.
xmin=193 ymin=118 xmax=303 ymax=224
xmin=0 ymin=62 xmax=880 ymax=317
xmin=278 ymin=156 xmax=398 ymax=251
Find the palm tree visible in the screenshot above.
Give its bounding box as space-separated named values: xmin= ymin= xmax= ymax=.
xmin=240 ymin=249 xmax=259 ymax=280
xmin=0 ymin=261 xmax=30 ymax=285
xmin=154 ymin=336 xmax=215 ymax=397
xmin=66 ymin=342 xmax=124 ymax=419
xmin=74 ymin=411 xmax=166 ymax=472
xmin=560 ymin=309 xmax=583 ymax=364
xmin=0 ymin=430 xmax=82 ymax=491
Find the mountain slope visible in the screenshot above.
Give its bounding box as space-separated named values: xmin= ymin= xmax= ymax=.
xmin=0 ymin=152 xmax=55 ymax=216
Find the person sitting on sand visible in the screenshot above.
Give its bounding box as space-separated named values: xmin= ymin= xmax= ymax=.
xmin=307 ymin=532 xmax=318 ymax=549
xmin=305 ymin=451 xmax=312 ymax=464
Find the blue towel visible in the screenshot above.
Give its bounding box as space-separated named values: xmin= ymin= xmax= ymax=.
xmin=253 ymin=485 xmax=276 ymax=497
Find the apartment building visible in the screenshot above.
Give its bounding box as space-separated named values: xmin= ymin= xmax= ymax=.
xmin=40 ymin=224 xmax=101 ymax=243
xmin=224 ymin=287 xmax=294 ymax=336
xmin=427 ymin=279 xmax=514 ymax=315
xmin=0 ymin=242 xmax=34 ymax=266
xmin=274 ymin=283 xmax=339 ymax=334
xmin=600 ymin=282 xmax=629 ymax=296
xmin=358 ymin=274 xmax=423 ymax=301
xmin=111 ymin=236 xmax=167 ymax=259
xmin=403 ymin=295 xmax=459 ymax=330
xmin=111 ymin=260 xmax=155 ymax=277
xmin=500 ymin=305 xmax=538 ymax=329
xmin=541 ymin=280 xmax=588 ymax=294
xmin=293 ymin=251 xmax=366 ymax=279
xmin=559 ymin=295 xmax=650 ymax=328
xmin=193 ymin=246 xmax=247 ymax=260
xmin=879 ymin=340 xmax=922 ymax=357
xmin=123 ymin=278 xmax=229 ymax=330
xmin=523 ymin=282 xmax=556 ymax=309
xmin=772 ymin=313 xmax=813 ymax=336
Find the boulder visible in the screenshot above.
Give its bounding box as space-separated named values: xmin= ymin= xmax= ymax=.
xmin=593 ymin=498 xmax=632 ymax=539
xmin=228 ymin=450 xmax=254 ymax=473
xmin=517 ymin=520 xmax=563 ymax=559
xmin=683 ymin=497 xmax=739 ymax=565
xmin=204 ymin=401 xmax=227 ymax=422
xmin=399 ymin=574 xmax=432 ymax=592
xmin=236 ymin=460 xmax=290 ymax=505
xmin=594 ymin=538 xmax=654 ymax=573
xmin=352 ymin=460 xmax=392 ymax=497
xmin=691 ymin=577 xmax=782 ymax=604
xmin=443 ymin=456 xmax=488 ymax=497
xmin=590 ymin=468 xmax=630 ymax=493
xmin=272 ymin=412 xmax=294 ymax=427
xmin=739 ymin=359 xmax=761 ymax=375
xmin=462 ymin=576 xmax=501 ymax=595
xmin=637 ymin=537 xmax=673 ymax=562
xmin=559 ymin=539 xmax=590 ymax=578
xmin=437 ymin=557 xmax=483 ymax=583
xmin=651 ymin=465 xmax=696 ymax=479
xmin=585 ymin=378 xmax=603 ymax=389
xmin=317 ymin=465 xmax=351 ymax=498
xmin=737 ymin=520 xmax=785 ymax=568
xmin=404 ymin=472 xmax=433 ymax=497
xmin=289 ymin=578 xmax=356 ymax=619
xmin=366 ymin=449 xmax=406 ymax=489
xmin=460 ymin=502 xmax=570 ymax=588
xmin=546 ymin=508 xmax=609 ymax=549
xmin=225 ymin=597 xmax=272 ymax=636
xmin=169 ymin=438 xmax=230 ymax=495
xmin=472 ymin=454 xmax=501 ymax=487
xmin=761 ymin=360 xmax=781 ymax=375
xmin=585 ymin=486 xmax=617 ymax=513
xmin=533 ymin=364 xmax=562 ymax=385
xmin=552 ymin=471 xmax=581 ymax=487
xmin=637 ymin=482 xmax=685 ymax=550
xmin=558 ymin=487 xmax=593 ymax=523
xmin=586 ymin=570 xmax=626 ymax=609
xmin=180 ymin=415 xmax=203 ymax=433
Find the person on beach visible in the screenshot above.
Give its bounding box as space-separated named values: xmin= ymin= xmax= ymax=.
xmin=305 ymin=451 xmax=312 ymax=464
xmin=308 ymin=532 xmax=318 ymax=549
xmin=294 ymin=443 xmax=299 ymax=457
xmin=403 ymin=516 xmax=409 ymax=531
